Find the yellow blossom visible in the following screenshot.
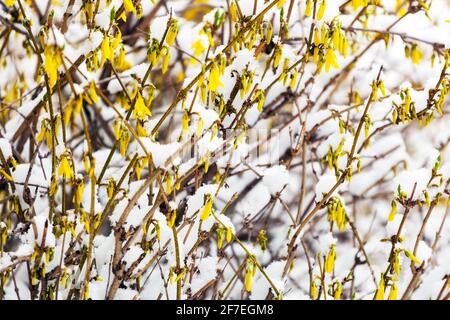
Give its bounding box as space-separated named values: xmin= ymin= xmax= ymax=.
xmin=196 ymin=117 xmax=204 ymax=137
xmin=277 ymin=0 xmax=287 ymax=9
xmin=0 ymin=168 xmax=13 ymax=182
xmin=37 ymin=121 xmax=47 ymax=143
xmin=334 ymin=282 xmax=342 ymax=300
xmin=266 ymin=22 xmax=273 ymax=45
xmin=167 ymin=210 xmax=176 ymax=228
xmin=375 ymin=275 xmax=385 ymax=300
xmin=403 ymin=249 xmax=421 ymax=265
xmin=226 ymin=227 xmax=233 ymax=243
xmin=192 ymin=39 xmax=206 ymax=57
xmin=388 ymin=283 xmax=398 ymax=300
xmin=324 ymin=48 xmax=339 ymax=72
xmin=255 ymin=90 xmax=265 ymax=112
xmin=112 ymin=30 xmax=122 ymax=50
xmin=317 ymin=0 xmax=326 ymax=20
xmin=182 ymin=111 xmax=189 ymax=136
xmin=119 ymin=130 xmax=130 ymax=156
xmin=199 ymin=194 xmax=213 ymax=221
xmin=161 ymin=46 xmax=170 ymax=74
xmin=305 ymin=0 xmax=312 ymax=17
xmin=89 ymin=81 xmax=98 ymax=104
xmin=311 ymin=281 xmax=317 ymax=299
xmin=244 ymin=264 xmax=254 ymax=292
xmin=44 ymin=46 xmax=60 ymax=87
xmin=217 ymin=228 xmax=224 ymax=249
xmin=208 ymin=62 xmax=223 ymax=93
xmin=166 ymin=20 xmax=178 ymax=46
xmin=352 ymin=0 xmax=368 ymax=11
xmin=74 ymin=179 xmax=84 ymax=205
xmin=166 ymin=173 xmax=173 ymax=195
xmin=388 ymin=200 xmax=397 ymax=222
xmin=58 ymin=154 xmax=73 ymax=180
xmin=100 ymin=34 xmax=113 ymax=67
xmin=324 ymin=245 xmax=336 ymax=273
xmin=290 ymin=70 xmax=299 ymax=90
xmin=230 ymin=1 xmax=238 ymax=22
xmin=411 ymin=46 xmax=423 ymax=64
xmin=147 ymin=38 xmax=161 ymax=66
xmin=133 ymin=91 xmax=152 ymax=120
xmin=123 ymin=0 xmax=134 ymax=13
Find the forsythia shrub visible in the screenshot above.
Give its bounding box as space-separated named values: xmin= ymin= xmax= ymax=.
xmin=0 ymin=0 xmax=448 ymax=300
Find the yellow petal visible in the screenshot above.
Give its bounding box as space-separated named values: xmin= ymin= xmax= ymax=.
xmin=123 ymin=0 xmax=134 ymax=13
xmin=199 ymin=196 xmax=213 ymax=221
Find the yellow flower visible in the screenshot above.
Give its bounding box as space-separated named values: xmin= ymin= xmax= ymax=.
xmin=379 ymin=80 xmax=387 ymax=97
xmin=388 ymin=283 xmax=398 ymax=300
xmin=305 ymin=0 xmax=312 ymax=17
xmin=208 ymin=62 xmax=223 ymax=93
xmin=277 ymin=0 xmax=287 ymax=9
xmin=226 ymin=227 xmax=233 ymax=243
xmin=332 ymin=28 xmax=341 ymax=50
xmin=107 ymin=178 xmax=115 ymax=198
xmin=196 ymin=117 xmax=204 ymax=137
xmin=351 ymin=0 xmax=368 ymax=11
xmin=374 ymin=275 xmax=385 ymax=300
xmin=166 ymin=20 xmax=178 ymax=46
xmin=403 ymin=249 xmax=421 ymax=265
xmin=112 ymin=30 xmax=122 ymax=50
xmin=311 ymin=281 xmax=317 ymax=299
xmin=74 ymin=178 xmax=84 ymax=205
xmin=5 ymin=0 xmax=15 ymax=7
xmin=58 ymin=154 xmax=74 ymax=180
xmin=266 ymin=22 xmax=273 ymax=45
xmin=161 ymin=46 xmax=170 ymax=74
xmin=182 ymin=111 xmax=189 ymax=136
xmin=255 ymin=90 xmax=265 ymax=112
xmin=167 ymin=210 xmax=176 ymax=228
xmin=89 ymin=81 xmax=98 ymax=104
xmin=0 ymin=168 xmax=13 ymax=182
xmin=100 ymin=34 xmax=113 ymax=67
xmin=325 ymin=48 xmax=339 ymax=72
xmin=392 ymin=250 xmax=401 ymax=276
xmin=240 ymin=72 xmax=248 ymax=98
xmin=324 ymin=245 xmax=336 ymax=273
xmin=290 ymin=70 xmax=299 ymax=90
xmin=147 ymin=38 xmax=161 ymax=66
xmin=44 ymin=46 xmax=60 ymax=87
xmin=133 ymin=91 xmax=152 ymax=120
xmin=118 ymin=10 xmax=127 ymax=22
xmin=37 ymin=121 xmax=47 ymax=143
xmin=49 ymin=175 xmax=58 ymax=196
xmin=116 ymin=46 xmax=128 ymax=70
xmin=123 ymin=0 xmax=134 ymax=13
xmin=155 ymin=222 xmax=161 ymax=240
xmin=244 ymin=264 xmax=254 ymax=292
xmin=273 ymin=44 xmax=282 ymax=69
xmin=217 ymin=228 xmax=224 ymax=249
xmin=166 ymin=173 xmax=173 ymax=195
xmin=199 ymin=194 xmax=213 ymax=221
xmin=230 ymin=1 xmax=238 ymax=22
xmin=192 ymin=39 xmax=206 ymax=57
xmin=410 ymin=46 xmax=423 ymax=64
xmin=119 ymin=130 xmax=130 ymax=156
xmin=388 ymin=200 xmax=397 ymax=222
xmin=334 ymin=282 xmax=342 ymax=300
xmin=317 ymin=0 xmax=326 ymax=20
